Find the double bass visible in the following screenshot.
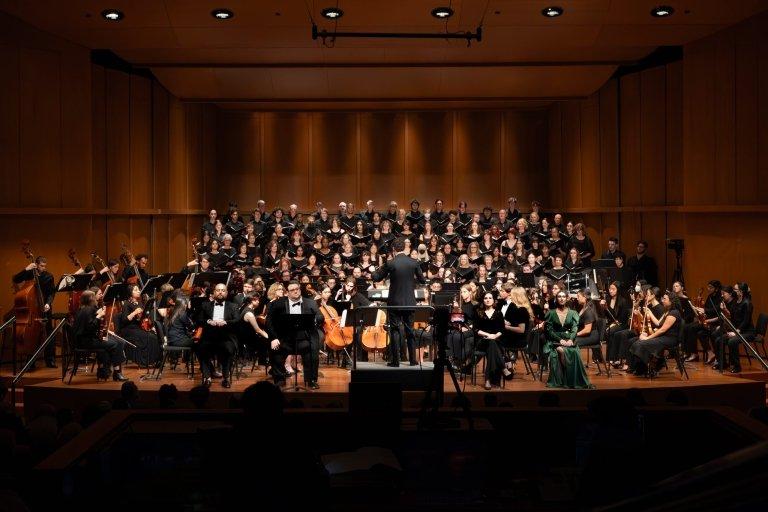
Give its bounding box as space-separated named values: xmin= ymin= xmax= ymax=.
xmin=120 ymin=243 xmax=144 ymax=288
xmin=12 ymin=240 xmax=47 ymax=350
xmin=67 ymin=249 xmax=84 ymax=319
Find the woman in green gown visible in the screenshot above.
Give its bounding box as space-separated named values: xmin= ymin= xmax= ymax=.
xmin=544 ymin=291 xmax=594 ymax=389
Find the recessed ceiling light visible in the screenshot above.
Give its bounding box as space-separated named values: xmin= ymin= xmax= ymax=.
xmin=321 ymin=7 xmax=344 ymax=19
xmin=211 ymin=8 xmax=234 ymax=20
xmin=101 ymin=9 xmax=124 ymax=22
xmin=541 ymin=6 xmax=563 ymax=18
xmin=650 ymin=5 xmax=675 ymax=17
xmin=431 ymin=6 xmax=454 ymax=19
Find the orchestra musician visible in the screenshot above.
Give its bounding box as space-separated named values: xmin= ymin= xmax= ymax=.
xmin=601 ymin=281 xmax=630 ymax=365
xmin=684 ymin=280 xmax=722 ymax=363
xmin=122 ymin=253 xmax=149 ymax=286
xmin=266 ymin=280 xmax=324 ymax=389
xmin=544 ymin=291 xmax=593 ymax=389
xmin=73 ymin=290 xmax=127 ymax=381
xmin=197 ymin=283 xmax=239 ymax=388
xmin=13 ymin=256 xmax=57 ymax=367
xmin=120 ymin=284 xmax=161 ymax=366
xmin=712 ymin=284 xmax=755 ymax=373
xmin=628 ymin=291 xmax=683 ymax=377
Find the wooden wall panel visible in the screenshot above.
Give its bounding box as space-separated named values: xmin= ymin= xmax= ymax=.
xmin=619 ymin=73 xmax=641 ymax=207
xmin=640 ymin=67 xmax=667 ymax=207
xmin=152 ymin=84 xmax=170 ymax=210
xmin=713 ymin=31 xmax=737 ymax=205
xmin=359 ymin=112 xmax=405 ymax=207
xmin=91 ymin=65 xmax=107 ymax=209
xmin=311 ymin=113 xmax=358 ymax=207
xmin=19 ymin=47 xmax=61 ymax=207
xmin=129 ymin=75 xmax=153 ymax=209
xmin=504 ymin=110 xmax=549 ymax=208
xmin=599 ymin=79 xmax=619 ymax=208
xmin=547 ymin=105 xmax=563 ymax=208
xmin=213 ymin=112 xmax=260 ymax=210
xmin=579 ymin=94 xmax=600 ymax=208
xmin=168 ymin=96 xmax=187 ymax=209
xmin=185 ymin=104 xmax=205 ymax=210
xmin=60 ymin=49 xmax=91 ymax=208
xmin=734 ymin=19 xmax=759 ymax=204
xmin=560 ymin=101 xmax=582 ymax=209
xmin=201 ymin=105 xmax=218 ymax=208
xmin=0 ymin=45 xmax=20 ymax=208
xmin=169 ymin=217 xmax=189 ymax=273
xmin=665 ymin=61 xmax=684 ymax=206
xmin=454 ymin=111 xmax=502 ymax=209
xmin=405 ymin=112 xmax=453 ymax=206
xmin=262 ymin=112 xmax=310 ymax=209
xmin=757 ymin=22 xmax=768 ymax=201
xmin=105 ymin=69 xmax=131 ymax=210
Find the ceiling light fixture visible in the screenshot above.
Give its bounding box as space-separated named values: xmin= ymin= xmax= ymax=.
xmin=321 ymin=7 xmax=344 ymax=19
xmin=211 ymin=8 xmax=234 ymax=20
xmin=541 ymin=6 xmax=563 ymax=18
xmin=650 ymin=5 xmax=675 ymax=17
xmin=100 ymin=9 xmax=124 ymax=21
xmin=431 ymin=7 xmax=454 ymax=19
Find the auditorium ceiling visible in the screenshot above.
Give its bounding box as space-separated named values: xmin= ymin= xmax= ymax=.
xmin=1 ymin=0 xmax=766 ymax=109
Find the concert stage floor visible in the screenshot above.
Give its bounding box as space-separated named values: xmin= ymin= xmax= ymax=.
xmin=10 ymin=357 xmax=766 ymax=417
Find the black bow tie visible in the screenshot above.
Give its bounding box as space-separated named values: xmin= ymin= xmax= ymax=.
xmin=215 ymin=301 xmax=225 ymax=306
xmin=291 ymin=302 xmax=302 ymax=308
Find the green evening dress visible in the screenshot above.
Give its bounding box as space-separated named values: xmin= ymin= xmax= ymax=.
xmin=544 ymin=308 xmax=594 ymax=389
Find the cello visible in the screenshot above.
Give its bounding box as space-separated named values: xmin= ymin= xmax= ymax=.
xmin=360 ymin=306 xmax=389 ymax=352
xmin=12 ymin=240 xmax=47 ymax=351
xmin=320 ymin=302 xmax=353 ymax=351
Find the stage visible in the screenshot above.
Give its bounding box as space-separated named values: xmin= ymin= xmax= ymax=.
xmin=8 ymin=357 xmax=766 ymax=417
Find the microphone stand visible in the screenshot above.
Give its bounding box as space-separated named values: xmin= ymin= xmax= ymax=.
xmin=709 ymin=296 xmax=768 ymax=373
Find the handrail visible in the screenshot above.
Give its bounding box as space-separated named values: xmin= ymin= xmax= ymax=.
xmin=0 ymin=315 xmax=16 ymax=334
xmin=12 ymin=319 xmax=65 ymax=387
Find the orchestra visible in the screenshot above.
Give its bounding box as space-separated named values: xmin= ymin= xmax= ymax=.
xmin=6 ymin=198 xmax=759 ymax=391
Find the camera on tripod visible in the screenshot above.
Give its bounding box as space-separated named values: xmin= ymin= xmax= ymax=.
xmin=666 ymin=238 xmax=684 ymax=254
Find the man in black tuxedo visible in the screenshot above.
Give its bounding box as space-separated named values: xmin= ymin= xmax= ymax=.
xmin=197 ymin=283 xmax=239 ymax=388
xmin=372 ymin=238 xmax=426 ymax=367
xmin=266 ymin=280 xmax=324 ymax=389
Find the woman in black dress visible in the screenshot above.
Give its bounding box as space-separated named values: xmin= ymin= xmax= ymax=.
xmin=447 ymin=284 xmax=476 ymax=370
xmin=474 ymin=292 xmax=505 ymax=390
xmin=73 ymin=290 xmax=127 ymax=381
xmin=629 ymin=291 xmax=683 ymax=376
xmin=574 ymin=290 xmax=603 ymax=364
xmin=120 ymin=284 xmax=161 ymax=366
xmin=602 ymin=281 xmax=630 ymax=365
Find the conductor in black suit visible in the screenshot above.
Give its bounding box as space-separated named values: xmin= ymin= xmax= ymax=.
xmin=197 ymin=283 xmax=239 ymax=388
xmin=266 ymin=280 xmax=324 ymax=389
xmin=372 ymin=237 xmax=427 ymax=367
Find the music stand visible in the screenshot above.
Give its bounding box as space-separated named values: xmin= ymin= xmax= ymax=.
xmin=56 ymin=274 xmax=93 ymax=293
xmin=566 ymin=272 xmax=588 ymax=294
xmin=140 ymin=275 xmax=167 ymax=297
xmin=518 ymin=272 xmax=536 ymax=289
xmin=432 ymin=291 xmax=455 ymax=306
xmin=192 ymin=271 xmax=231 ymax=288
xmin=164 ymin=272 xmax=188 ymax=289
xmin=273 ymin=313 xmax=317 ymax=391
xmin=347 ymin=307 xmax=382 ymax=368
xmin=103 ymin=283 xmax=129 ymax=303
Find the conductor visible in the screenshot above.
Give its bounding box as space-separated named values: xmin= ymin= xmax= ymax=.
xmin=372 ymin=237 xmax=427 ymax=367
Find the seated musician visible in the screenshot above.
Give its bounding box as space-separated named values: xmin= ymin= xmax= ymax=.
xmin=684 ymin=280 xmax=722 ymax=363
xmin=622 ymin=287 xmax=666 ymax=373
xmin=119 ymin=284 xmax=161 ymax=366
xmin=73 ymin=290 xmax=127 ymax=381
xmin=628 ymin=291 xmax=683 ymax=376
xmin=601 ymin=281 xmax=630 ymax=366
xmin=574 ymin=290 xmax=604 ymax=364
xmin=196 ymin=283 xmax=238 ymax=388
xmin=266 ymin=280 xmax=324 ymax=389
xmin=239 ymin=292 xmax=270 ymax=367
xmin=122 ymin=253 xmax=149 ymax=285
xmin=713 ymin=284 xmax=755 ymax=373
xmin=544 ymin=291 xmax=593 ymax=389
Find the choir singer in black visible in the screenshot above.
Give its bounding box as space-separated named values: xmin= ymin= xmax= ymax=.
xmin=372 ymin=237 xmax=427 ymax=367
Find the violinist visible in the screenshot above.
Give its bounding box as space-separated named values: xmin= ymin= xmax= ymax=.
xmin=73 ymin=290 xmax=127 ymax=381
xmin=601 ymin=282 xmax=630 ymax=365
xmin=13 ymin=256 xmax=57 ymax=367
xmin=620 ymin=286 xmax=663 ymax=373
xmin=164 ymin=295 xmax=195 ymax=351
xmin=712 ymin=284 xmax=755 ymax=373
xmin=239 ymin=292 xmax=270 ymax=368
xmin=628 ymin=291 xmax=683 ymax=377
xmin=682 ymin=280 xmax=721 ymax=363
xmin=120 ymin=283 xmax=160 ymax=366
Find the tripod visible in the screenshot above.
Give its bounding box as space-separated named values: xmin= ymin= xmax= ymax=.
xmin=418 ymin=306 xmax=473 ymax=430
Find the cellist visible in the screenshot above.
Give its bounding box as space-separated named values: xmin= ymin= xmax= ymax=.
xmin=12 ymin=256 xmax=57 ymax=368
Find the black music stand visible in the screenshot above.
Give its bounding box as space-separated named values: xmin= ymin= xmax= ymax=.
xmin=273 ymin=313 xmax=317 ymax=391
xmin=347 ymin=307 xmax=381 ymax=368
xmin=140 ymin=275 xmax=166 ymax=297
xmin=192 ymin=271 xmax=231 ymax=289
xmin=518 ymin=272 xmax=536 ymax=289
xmin=56 ymin=274 xmax=94 ymax=294
xmin=164 ymin=272 xmax=188 ymax=289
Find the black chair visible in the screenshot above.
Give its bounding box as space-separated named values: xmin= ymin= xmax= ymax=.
xmin=580 ymin=318 xmax=611 ymax=377
xmin=649 ymin=319 xmax=688 ymax=380
xmin=154 ymin=336 xmax=195 ymax=380
xmin=752 ymin=313 xmax=768 ymax=359
xmin=501 ymin=327 xmax=537 ymax=385
xmin=63 ymin=323 xmax=110 ymax=384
